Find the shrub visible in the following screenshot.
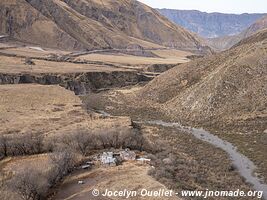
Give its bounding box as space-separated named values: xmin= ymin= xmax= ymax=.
xmin=10 ymin=168 xmax=48 ymax=200
xmin=24 ymin=58 xmax=35 ymax=65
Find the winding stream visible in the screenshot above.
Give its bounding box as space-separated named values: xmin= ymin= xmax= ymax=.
xmin=135 ymin=120 xmax=267 ymax=200
xmin=95 ymin=109 xmax=267 ymax=199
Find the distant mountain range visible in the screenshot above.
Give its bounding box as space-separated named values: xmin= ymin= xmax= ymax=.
xmin=206 ymin=15 xmax=267 ymax=50
xmin=158 ymin=9 xmax=266 ymax=38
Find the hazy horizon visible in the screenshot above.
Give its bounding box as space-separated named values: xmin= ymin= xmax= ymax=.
xmin=139 ymin=0 xmax=267 ymax=14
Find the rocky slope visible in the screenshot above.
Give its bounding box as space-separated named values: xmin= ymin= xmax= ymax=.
xmin=158 ymin=9 xmax=265 ymax=38
xmin=139 ymin=29 xmax=267 ymax=126
xmin=207 ymin=15 xmax=267 ymax=50
xmin=0 ymin=70 xmax=150 ymax=95
xmin=0 ymin=0 xmax=209 ymax=53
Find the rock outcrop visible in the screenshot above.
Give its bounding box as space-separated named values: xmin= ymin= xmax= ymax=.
xmin=0 ymin=71 xmax=151 ymax=95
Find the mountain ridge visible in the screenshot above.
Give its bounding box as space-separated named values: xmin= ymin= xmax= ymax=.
xmin=158 ymin=9 xmax=266 ymax=38
xmin=138 ymin=29 xmax=267 ymax=125
xmin=0 ymin=0 xmax=210 ymax=53
xmin=207 ymin=15 xmax=267 ymax=50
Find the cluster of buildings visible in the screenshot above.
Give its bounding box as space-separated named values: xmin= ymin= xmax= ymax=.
xmin=81 ymin=148 xmax=151 ymax=169
xmin=101 ymin=148 xmax=137 ymax=166
xmin=79 ymin=149 xmax=151 ymax=184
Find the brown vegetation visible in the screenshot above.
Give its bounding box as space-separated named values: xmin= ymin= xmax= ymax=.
xmin=0 ymin=125 xmax=150 ymax=200
xmin=142 ymin=125 xmax=258 ymax=200
xmin=81 ymin=29 xmax=267 ymax=189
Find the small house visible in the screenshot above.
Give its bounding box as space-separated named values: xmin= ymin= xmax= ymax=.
xmin=137 ymin=158 xmax=151 ymax=164
xmin=101 ymin=152 xmax=116 ymax=166
xmin=120 ymin=149 xmax=136 ymax=161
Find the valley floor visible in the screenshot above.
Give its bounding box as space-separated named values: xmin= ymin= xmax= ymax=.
xmin=81 ymin=85 xmax=267 ymax=199
xmin=0 ymin=41 xmax=266 ymax=200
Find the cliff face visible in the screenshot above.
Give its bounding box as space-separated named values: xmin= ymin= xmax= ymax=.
xmin=0 ymin=71 xmax=150 ymax=95
xmin=0 ymin=0 xmax=209 ymax=53
xmin=158 ymin=9 xmax=265 ymax=38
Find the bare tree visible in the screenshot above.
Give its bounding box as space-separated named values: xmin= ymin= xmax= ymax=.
xmin=0 ymin=135 xmax=8 ymax=158
xmin=72 ymin=130 xmax=93 ymax=156
xmin=8 ymin=133 xmax=44 ymax=156
xmin=48 ymin=151 xmax=77 ymax=185
xmin=10 ymin=168 xmax=48 ymax=200
xmin=24 ymin=57 xmax=35 ymax=66
xmin=48 ymin=130 xmax=94 ymax=156
xmin=96 ymin=131 xmax=109 ymax=149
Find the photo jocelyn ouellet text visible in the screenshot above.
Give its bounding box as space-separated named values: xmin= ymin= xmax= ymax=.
xmin=92 ymin=188 xmax=264 ymax=199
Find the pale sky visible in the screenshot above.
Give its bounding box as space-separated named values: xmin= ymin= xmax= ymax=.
xmin=139 ymin=0 xmax=267 ymax=14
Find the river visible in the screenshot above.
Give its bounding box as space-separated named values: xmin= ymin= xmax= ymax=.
xmin=134 ymin=120 xmax=267 ymax=200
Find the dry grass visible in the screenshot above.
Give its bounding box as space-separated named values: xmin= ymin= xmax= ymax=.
xmin=0 ymin=55 xmax=133 ymax=74
xmin=77 ymin=49 xmax=191 ymax=66
xmin=0 ymin=154 xmax=53 ymax=200
xmin=0 ymin=44 xmax=192 ymax=74
xmin=0 ymin=84 xmax=132 ymax=136
xmin=0 ymin=46 xmax=69 ymax=58
xmin=54 ymin=162 xmax=181 ymax=200
xmin=0 ymin=154 xmax=51 ymax=179
xmin=0 ymin=84 xmax=85 ymax=135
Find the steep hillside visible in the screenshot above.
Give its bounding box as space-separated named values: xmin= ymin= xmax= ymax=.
xmin=158 ymin=9 xmax=265 ymax=38
xmin=207 ymin=15 xmax=267 ymax=50
xmin=0 ymin=0 xmax=209 ymax=52
xmin=0 ymin=0 xmax=84 ymax=50
xmin=139 ymin=29 xmax=267 ymax=125
xmin=241 ymin=15 xmax=267 ymax=38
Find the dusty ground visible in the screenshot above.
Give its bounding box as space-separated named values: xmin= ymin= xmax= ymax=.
xmin=0 ymin=84 xmax=132 ymax=136
xmin=0 ymin=154 xmax=180 ymax=200
xmin=53 ymin=162 xmax=180 ymax=200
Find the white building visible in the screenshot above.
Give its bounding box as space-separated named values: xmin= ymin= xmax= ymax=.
xmin=137 ymin=158 xmax=151 ymax=164
xmin=101 ymin=152 xmax=116 ymax=166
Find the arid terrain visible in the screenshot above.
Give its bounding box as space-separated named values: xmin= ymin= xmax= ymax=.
xmin=0 ymin=0 xmax=266 ymax=200
xmin=82 ymin=29 xmax=267 ymax=195
xmin=53 ymin=162 xmax=180 ymax=200
xmin=206 ymin=15 xmax=267 ymax=51
xmin=0 ymin=0 xmax=211 ymax=53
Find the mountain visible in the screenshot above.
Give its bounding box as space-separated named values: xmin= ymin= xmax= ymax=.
xmin=241 ymin=15 xmax=267 ymax=38
xmin=139 ymin=29 xmax=267 ymax=126
xmin=207 ymin=15 xmax=267 ymax=50
xmin=0 ymin=0 xmax=209 ymax=53
xmin=158 ymin=9 xmax=265 ymax=38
